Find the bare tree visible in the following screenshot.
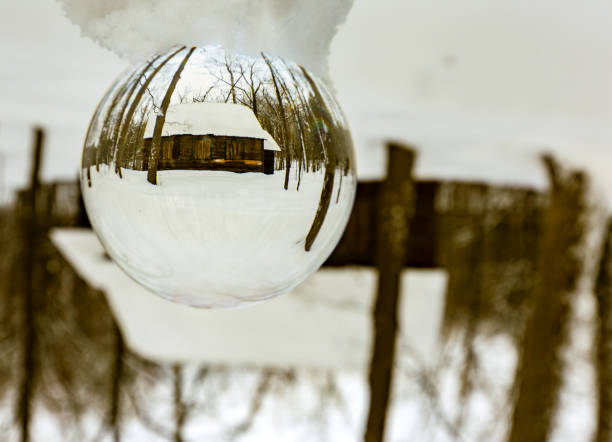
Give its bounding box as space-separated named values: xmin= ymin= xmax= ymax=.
xmin=241 ymin=62 xmax=263 ymax=117
xmin=192 ymin=85 xmax=215 ymax=103
xmin=225 ymin=56 xmax=238 ymax=104
xmin=172 ymin=365 xmax=187 ymax=442
xmin=114 ymin=46 xmax=186 ymax=177
xmin=262 ymin=53 xmax=292 ymax=190
xmin=594 ymin=219 xmax=612 ymax=442
xmin=508 ymin=155 xmax=587 ymax=442
xmin=110 ymin=54 xmax=163 ymax=176
xmin=278 ymin=79 xmax=307 ymax=190
xmin=147 ymin=47 xmax=196 ymax=185
xmin=97 ymin=82 xmax=131 ymax=172
xmin=108 ymin=325 xmax=125 ymax=442
xmin=300 ymin=66 xmax=338 ymax=252
xmin=15 ymin=129 xmax=44 ymax=442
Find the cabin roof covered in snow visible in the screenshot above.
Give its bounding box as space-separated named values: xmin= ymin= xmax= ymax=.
xmin=144 ymin=102 xmax=281 ymax=151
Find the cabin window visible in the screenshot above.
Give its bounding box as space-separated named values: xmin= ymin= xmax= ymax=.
xmin=143 ymin=139 xmax=151 ymax=155
xmin=162 ymin=138 xmax=173 ymax=160
xmin=194 ymin=137 xmax=211 ymax=160
xmin=172 ymin=138 xmax=180 ymax=159
xmin=244 ymin=139 xmax=261 ymax=160
xmin=226 ymin=139 xmax=245 ymax=160
xmin=180 ymin=136 xmax=193 ymax=160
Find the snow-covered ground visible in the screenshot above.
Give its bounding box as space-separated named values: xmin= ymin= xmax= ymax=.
xmin=50 ymin=228 xmax=599 ymax=441
xmin=51 ymin=227 xmax=453 ymax=441
xmin=83 ymin=166 xmax=356 ymax=307
xmin=51 ymin=228 xmax=445 ymax=369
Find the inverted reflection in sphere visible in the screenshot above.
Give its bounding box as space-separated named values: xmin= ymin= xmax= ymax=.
xmin=80 ymin=46 xmax=356 ymax=308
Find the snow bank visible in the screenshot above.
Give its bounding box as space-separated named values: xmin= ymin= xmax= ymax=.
xmin=56 ymin=0 xmax=354 ymax=80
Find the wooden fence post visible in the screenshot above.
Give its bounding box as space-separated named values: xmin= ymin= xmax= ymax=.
xmin=364 ymin=143 xmax=415 ymax=442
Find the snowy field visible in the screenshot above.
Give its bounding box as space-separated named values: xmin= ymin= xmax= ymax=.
xmin=82 ymin=166 xmax=355 ymax=307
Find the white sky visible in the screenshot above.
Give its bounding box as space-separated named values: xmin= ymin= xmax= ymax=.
xmin=1 ymin=0 xmax=612 ymax=201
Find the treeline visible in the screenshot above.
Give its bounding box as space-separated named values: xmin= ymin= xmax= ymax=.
xmin=81 ymin=47 xmax=354 ymax=191
xmin=429 ymin=156 xmax=610 ymax=442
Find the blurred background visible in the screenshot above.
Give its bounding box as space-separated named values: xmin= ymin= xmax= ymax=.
xmin=2 ymin=0 xmax=612 ymax=441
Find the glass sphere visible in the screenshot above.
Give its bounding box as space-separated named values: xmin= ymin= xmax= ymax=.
xmin=81 ymin=45 xmax=356 ymax=308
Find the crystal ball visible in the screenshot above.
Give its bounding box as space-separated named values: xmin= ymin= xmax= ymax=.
xmin=80 ymin=46 xmax=356 ymax=308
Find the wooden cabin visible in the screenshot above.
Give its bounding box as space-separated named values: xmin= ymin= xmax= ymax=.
xmin=142 ymin=103 xmax=280 ymax=174
xmin=142 ymin=134 xmax=276 ymax=174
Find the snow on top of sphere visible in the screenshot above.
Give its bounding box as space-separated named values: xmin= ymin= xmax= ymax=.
xmin=143 ymin=102 xmax=281 ymax=151
xmin=56 ymin=0 xmax=354 ymax=81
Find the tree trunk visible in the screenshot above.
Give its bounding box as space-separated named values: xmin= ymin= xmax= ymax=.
xmin=113 ymin=54 xmax=163 ymax=177
xmin=262 ymin=53 xmax=291 ymax=190
xmin=364 ymin=143 xmax=415 ymax=442
xmin=449 ymin=210 xmax=486 ymax=432
xmin=117 ymin=47 xmax=185 ymax=172
xmin=507 ymin=155 xmax=586 ymax=442
xmin=173 ymin=365 xmax=186 ymax=442
xmin=297 ymin=156 xmax=303 ymax=191
xmin=110 ymin=325 xmax=125 ymax=442
xmin=298 ymin=66 xmax=344 ymax=251
xmin=147 ymin=47 xmax=196 ymax=185
xmin=285 ymin=68 xmax=313 ymax=175
xmin=17 ymin=128 xmax=44 ymax=442
xmin=226 ymin=57 xmax=237 ymax=104
xmin=305 ymin=154 xmax=336 ymax=251
xmin=250 ymin=71 xmax=259 ymax=117
xmin=97 ymin=80 xmax=132 ymax=172
xmin=594 ymin=219 xmax=612 ymax=442
xmin=280 ymin=81 xmax=306 ymax=191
